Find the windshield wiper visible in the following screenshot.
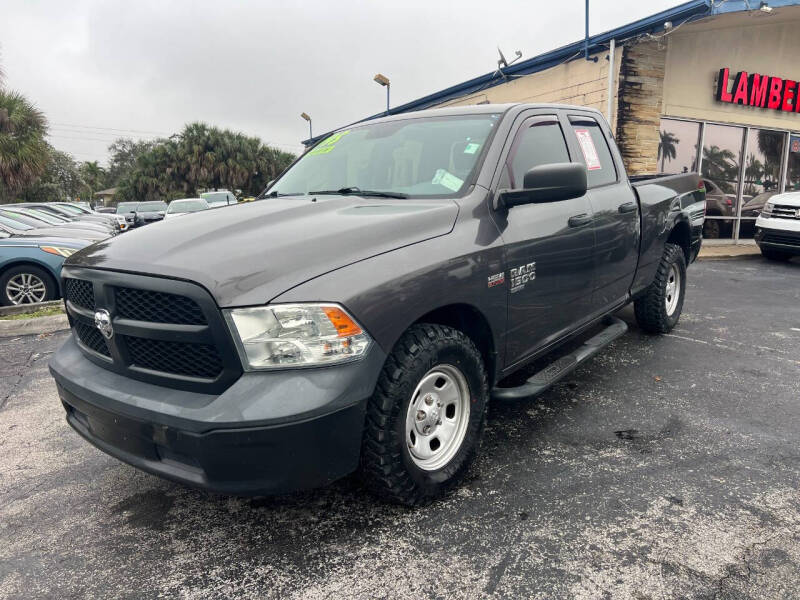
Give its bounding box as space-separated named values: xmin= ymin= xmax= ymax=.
xmin=260 ymin=190 xmax=302 ymax=198
xmin=309 ymin=186 xmax=408 ymax=199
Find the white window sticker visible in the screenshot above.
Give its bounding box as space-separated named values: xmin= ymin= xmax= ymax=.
xmin=574 ymin=129 xmax=602 ymax=171
xmin=432 ymin=168 xmax=464 ymax=192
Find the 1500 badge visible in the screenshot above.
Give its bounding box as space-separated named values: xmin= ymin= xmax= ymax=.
xmin=510 ymin=262 xmax=536 ymax=293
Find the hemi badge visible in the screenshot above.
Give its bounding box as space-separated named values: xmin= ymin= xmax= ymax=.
xmin=488 ymin=273 xmax=505 ymax=288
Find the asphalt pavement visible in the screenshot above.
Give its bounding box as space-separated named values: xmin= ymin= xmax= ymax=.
xmin=1 ymin=257 xmax=799 ymax=599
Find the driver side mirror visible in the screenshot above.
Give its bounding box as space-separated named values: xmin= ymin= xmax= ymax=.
xmin=497 ymin=162 xmax=587 ymax=209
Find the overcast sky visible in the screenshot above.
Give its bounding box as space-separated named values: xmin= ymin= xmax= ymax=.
xmin=1 ymin=0 xmax=677 ymax=164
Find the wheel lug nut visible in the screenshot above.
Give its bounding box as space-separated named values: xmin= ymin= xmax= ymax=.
xmin=424 ymin=395 xmax=433 ymax=406
xmin=437 ymin=420 xmax=442 ymax=425
xmin=416 ymin=410 xmax=426 ymax=421
xmin=423 ymin=425 xmax=431 ymax=434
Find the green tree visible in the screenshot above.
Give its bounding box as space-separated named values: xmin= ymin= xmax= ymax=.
xmin=106 ymin=138 xmax=159 ymax=188
xmin=78 ymin=160 xmax=107 ymax=200
xmin=0 ymin=89 xmax=49 ymax=201
xmin=118 ymin=123 xmax=295 ymax=202
xmin=657 ymin=130 xmax=679 ymax=172
xmin=701 ymin=145 xmax=739 ymax=194
xmin=18 ymin=146 xmax=85 ymax=202
xmin=744 ymin=153 xmax=764 ymax=196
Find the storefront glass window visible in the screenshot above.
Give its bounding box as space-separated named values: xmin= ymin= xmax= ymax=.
xmin=739 ymin=129 xmax=784 ymax=239
xmin=657 ymin=119 xmax=700 ymax=174
xmin=701 ymin=124 xmax=745 ymax=240
xmin=784 ymin=135 xmax=800 ymax=193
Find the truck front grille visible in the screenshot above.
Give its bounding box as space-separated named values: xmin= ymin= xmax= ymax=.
xmin=62 ymin=268 xmax=241 ymax=393
xmin=764 ymin=204 xmax=800 ymax=219
xmin=124 ymin=336 xmax=223 ymax=379
xmin=64 ymin=278 xmax=95 ymax=311
xmin=74 ymin=321 xmax=110 ymax=357
xmin=115 ymin=287 xmax=206 ymax=325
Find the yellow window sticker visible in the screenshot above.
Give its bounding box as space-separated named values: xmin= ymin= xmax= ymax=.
xmin=432 ymin=168 xmax=464 ymax=192
xmin=309 ymin=130 xmax=350 ymax=156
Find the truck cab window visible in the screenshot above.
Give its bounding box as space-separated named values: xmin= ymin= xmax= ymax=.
xmin=505 ymin=118 xmax=570 ymax=189
xmin=568 ymin=116 xmax=618 ymax=187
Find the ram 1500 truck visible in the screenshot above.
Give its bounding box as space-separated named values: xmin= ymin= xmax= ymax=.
xmin=50 ymin=104 xmax=704 ymax=505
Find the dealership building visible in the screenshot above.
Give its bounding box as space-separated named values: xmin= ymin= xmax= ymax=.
xmin=308 ymin=0 xmax=800 ymax=244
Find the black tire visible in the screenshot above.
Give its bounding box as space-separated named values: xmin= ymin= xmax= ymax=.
xmin=703 ymin=219 xmax=720 ymax=239
xmin=634 ymin=243 xmax=687 ymax=334
xmin=360 ymin=324 xmax=488 ymax=505
xmin=0 ymin=264 xmax=57 ymax=306
xmin=760 ymin=247 xmax=792 ymax=262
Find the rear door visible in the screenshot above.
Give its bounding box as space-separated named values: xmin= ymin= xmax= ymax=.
xmin=565 ymin=113 xmax=639 ymax=311
xmin=496 ymin=113 xmax=595 ymax=366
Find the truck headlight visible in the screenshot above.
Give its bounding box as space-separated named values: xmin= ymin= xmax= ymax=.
xmin=225 ymin=303 xmax=371 ymax=369
xmin=762 ymin=202 xmax=773 ymax=216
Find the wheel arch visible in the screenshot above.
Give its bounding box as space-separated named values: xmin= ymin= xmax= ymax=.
xmin=667 ymin=218 xmax=691 ymax=264
xmin=413 ymin=303 xmax=498 ymax=386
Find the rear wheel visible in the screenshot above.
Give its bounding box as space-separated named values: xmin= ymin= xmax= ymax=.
xmin=634 ymin=243 xmax=686 ymax=334
xmin=703 ymin=219 xmax=720 ymax=239
xmin=0 ymin=265 xmax=56 ymax=306
xmin=760 ymin=247 xmax=792 ymax=262
xmin=360 ymin=324 xmax=488 ymax=505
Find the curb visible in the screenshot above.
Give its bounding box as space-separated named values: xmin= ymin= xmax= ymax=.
xmin=0 ymin=300 xmax=64 ymax=318
xmin=0 ymin=314 xmax=70 ymax=338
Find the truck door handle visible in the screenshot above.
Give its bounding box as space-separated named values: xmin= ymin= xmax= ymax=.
xmin=568 ymin=214 xmax=592 ymax=228
xmin=618 ymin=202 xmax=638 ymax=214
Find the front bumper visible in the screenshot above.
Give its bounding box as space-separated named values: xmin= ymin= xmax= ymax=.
xmin=755 ymin=225 xmax=800 ymax=255
xmin=50 ymin=336 xmax=386 ymax=494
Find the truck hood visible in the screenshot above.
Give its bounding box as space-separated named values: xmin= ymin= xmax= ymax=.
xmin=68 ymin=196 xmax=459 ymax=306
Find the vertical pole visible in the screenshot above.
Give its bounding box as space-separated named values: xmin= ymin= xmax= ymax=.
xmin=387 ymin=84 xmax=391 ymax=114
xmin=780 ymin=131 xmax=790 ymax=193
xmin=309 ymin=120 xmax=313 ymax=140
xmin=585 ymin=0 xmax=590 ymax=60
xmin=606 ymin=38 xmax=616 ymax=126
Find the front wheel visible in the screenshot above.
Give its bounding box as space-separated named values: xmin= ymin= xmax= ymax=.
xmin=0 ymin=265 xmax=57 ymax=306
xmin=360 ymin=324 xmax=488 ymax=505
xmin=634 ymin=243 xmax=686 ymax=334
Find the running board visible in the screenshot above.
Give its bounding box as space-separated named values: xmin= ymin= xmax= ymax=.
xmin=491 ymin=317 xmax=628 ymax=402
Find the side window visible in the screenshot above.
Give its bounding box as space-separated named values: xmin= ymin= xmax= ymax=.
xmin=568 ymin=115 xmax=617 ymax=187
xmin=505 ymin=116 xmax=570 ymax=189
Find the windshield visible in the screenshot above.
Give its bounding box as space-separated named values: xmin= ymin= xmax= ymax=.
xmin=0 ymin=211 xmax=42 ymax=227
xmin=116 ymin=203 xmax=137 ymax=213
xmin=168 ymin=200 xmax=207 ymax=213
xmin=24 ymin=209 xmax=65 ymax=224
xmin=0 ymin=215 xmax=33 ymax=230
xmin=267 ymin=114 xmax=500 ymax=198
xmin=137 ymin=201 xmax=167 ymax=212
xmin=56 ymin=204 xmax=83 ymax=215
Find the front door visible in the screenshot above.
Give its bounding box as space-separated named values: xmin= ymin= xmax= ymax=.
xmin=496 ymin=114 xmax=595 ymax=367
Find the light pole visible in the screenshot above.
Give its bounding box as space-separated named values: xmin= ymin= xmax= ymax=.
xmin=300 ymin=112 xmax=312 ymax=139
xmin=374 ymin=73 xmax=390 ymax=113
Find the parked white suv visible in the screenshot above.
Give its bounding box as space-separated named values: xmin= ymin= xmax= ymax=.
xmin=755 ymin=192 xmax=800 ymax=261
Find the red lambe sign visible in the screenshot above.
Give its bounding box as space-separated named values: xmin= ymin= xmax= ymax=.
xmin=716 ymin=68 xmax=800 ymax=113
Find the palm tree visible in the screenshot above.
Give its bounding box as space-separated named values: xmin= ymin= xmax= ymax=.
xmin=658 ymin=130 xmax=679 ymax=172
xmin=79 ymin=160 xmax=106 ymax=200
xmin=702 ymin=145 xmax=738 ymax=193
xmin=0 ymin=89 xmax=49 ymax=197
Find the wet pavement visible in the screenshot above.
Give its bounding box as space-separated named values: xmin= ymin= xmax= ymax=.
xmin=1 ymin=257 xmax=799 ymax=599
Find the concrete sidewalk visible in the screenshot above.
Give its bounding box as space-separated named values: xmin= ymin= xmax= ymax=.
xmin=697 ymin=243 xmax=760 ymax=260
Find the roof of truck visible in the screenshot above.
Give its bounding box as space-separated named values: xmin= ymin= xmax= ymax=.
xmin=308 ymin=103 xmax=603 ymax=139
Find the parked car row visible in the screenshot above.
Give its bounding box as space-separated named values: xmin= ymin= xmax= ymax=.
xmin=0 ymin=193 xmax=241 ymax=305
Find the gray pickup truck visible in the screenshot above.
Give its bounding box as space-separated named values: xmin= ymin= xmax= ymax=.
xmin=50 ymin=104 xmax=704 ymax=505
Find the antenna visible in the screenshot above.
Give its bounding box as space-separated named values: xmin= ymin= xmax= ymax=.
xmin=497 ymin=47 xmax=522 ymax=70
